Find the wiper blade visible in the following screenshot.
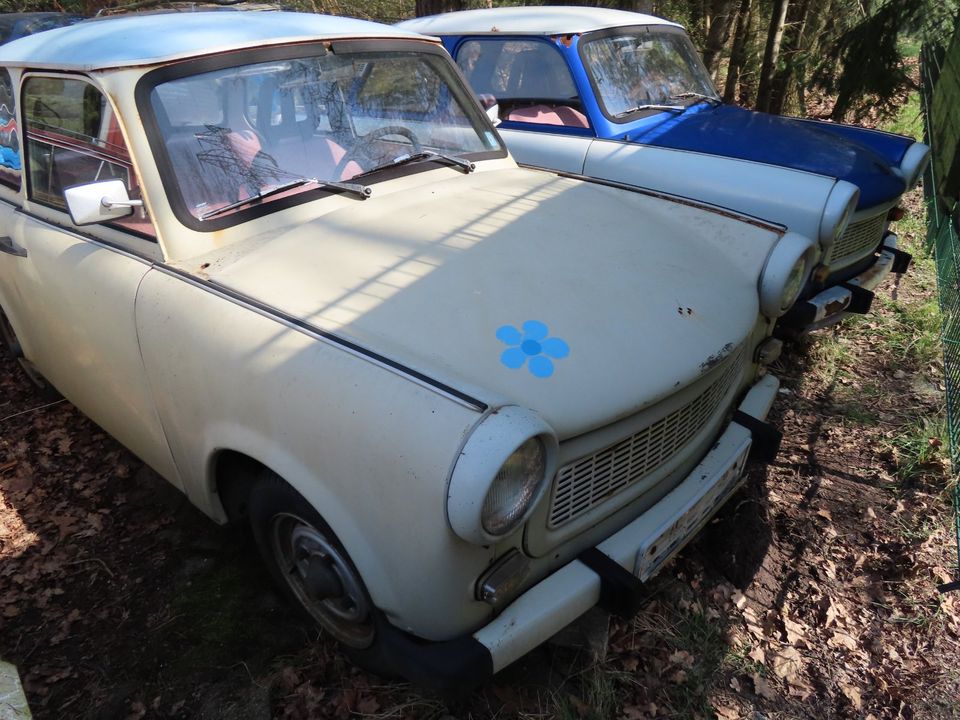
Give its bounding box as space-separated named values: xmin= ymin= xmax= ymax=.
xmin=353 ymin=150 xmax=476 ymax=180
xmin=669 ymin=92 xmax=722 ymax=106
xmin=200 ymin=177 xmax=371 ymax=220
xmin=614 ymin=104 xmax=685 ymax=118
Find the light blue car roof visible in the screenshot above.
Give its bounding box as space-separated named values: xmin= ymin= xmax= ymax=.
xmin=398 ymin=6 xmax=681 ymax=36
xmin=0 ymin=11 xmax=431 ymax=71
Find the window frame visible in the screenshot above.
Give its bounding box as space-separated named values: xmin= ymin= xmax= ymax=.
xmin=20 ymin=71 xmax=157 ymax=243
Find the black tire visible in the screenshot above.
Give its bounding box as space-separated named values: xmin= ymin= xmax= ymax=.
xmin=0 ymin=306 xmax=60 ymax=400
xmin=247 ymin=471 xmax=397 ymax=676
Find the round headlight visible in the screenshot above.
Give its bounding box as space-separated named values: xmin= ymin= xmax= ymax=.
xmin=781 ymin=256 xmax=807 ymax=312
xmin=818 ymin=181 xmax=859 ymax=247
xmin=898 ymin=142 xmax=931 ymax=191
xmin=446 ymin=406 xmax=558 ymax=545
xmin=481 ymin=437 xmax=546 ymax=536
xmin=759 ymin=231 xmax=816 ymax=318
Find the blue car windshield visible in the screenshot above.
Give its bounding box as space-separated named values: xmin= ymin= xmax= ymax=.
xmin=580 ymin=28 xmax=718 ymax=120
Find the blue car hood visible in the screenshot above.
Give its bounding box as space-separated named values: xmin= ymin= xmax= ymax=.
xmin=631 ymin=105 xmax=910 ymax=209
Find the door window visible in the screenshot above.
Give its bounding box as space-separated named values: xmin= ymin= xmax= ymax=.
xmin=22 ymin=75 xmax=155 ymax=239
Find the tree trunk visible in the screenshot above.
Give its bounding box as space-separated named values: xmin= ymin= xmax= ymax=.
xmin=701 ymin=0 xmax=739 ymax=78
xmin=768 ymin=0 xmax=813 ymax=115
xmin=755 ymin=0 xmax=790 ymax=112
xmin=723 ymin=0 xmax=753 ymax=103
xmin=738 ymin=0 xmax=763 ymax=106
xmin=415 ymin=0 xmax=464 ymax=16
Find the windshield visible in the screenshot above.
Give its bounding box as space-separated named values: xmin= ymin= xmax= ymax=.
xmin=580 ymin=28 xmax=718 ymax=120
xmin=145 ymin=45 xmax=503 ymax=223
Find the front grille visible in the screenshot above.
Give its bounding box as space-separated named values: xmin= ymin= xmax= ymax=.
xmin=826 ymin=212 xmax=886 ymax=268
xmin=547 ymin=348 xmax=745 ymax=529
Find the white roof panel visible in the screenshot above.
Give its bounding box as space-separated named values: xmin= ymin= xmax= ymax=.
xmin=0 ymin=11 xmax=431 ymax=71
xmin=397 ymin=6 xmax=681 ymax=37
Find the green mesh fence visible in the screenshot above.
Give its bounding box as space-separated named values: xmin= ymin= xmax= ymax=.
xmin=920 ymin=41 xmax=960 ymax=562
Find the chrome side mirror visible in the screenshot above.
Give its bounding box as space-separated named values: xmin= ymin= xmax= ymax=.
xmin=64 ymin=179 xmax=143 ymax=226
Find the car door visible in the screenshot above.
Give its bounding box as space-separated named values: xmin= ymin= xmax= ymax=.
xmin=4 ymin=72 xmax=180 ymax=486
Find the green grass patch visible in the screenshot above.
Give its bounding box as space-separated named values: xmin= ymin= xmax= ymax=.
xmin=885 ymin=86 xmax=924 ymax=140
xmin=887 ymin=412 xmax=949 ymax=484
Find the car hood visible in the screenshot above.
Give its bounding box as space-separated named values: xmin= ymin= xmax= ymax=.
xmin=199 ymin=167 xmax=771 ymax=439
xmin=631 ymin=104 xmax=910 ymax=209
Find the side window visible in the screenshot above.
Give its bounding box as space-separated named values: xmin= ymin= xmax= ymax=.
xmin=456 ymin=39 xmax=588 ymax=129
xmin=0 ymin=68 xmax=21 ymax=190
xmin=22 ymin=75 xmax=155 ymax=239
xmin=456 ymin=39 xmax=578 ymax=102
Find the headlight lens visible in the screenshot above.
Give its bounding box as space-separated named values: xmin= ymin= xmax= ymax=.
xmin=781 ymin=256 xmax=807 ymax=312
xmin=758 ymin=231 xmax=816 ymax=318
xmin=481 ymin=437 xmax=546 ymax=536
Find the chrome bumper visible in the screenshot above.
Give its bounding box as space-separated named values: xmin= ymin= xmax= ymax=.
xmin=472 ymin=374 xmax=780 ymax=673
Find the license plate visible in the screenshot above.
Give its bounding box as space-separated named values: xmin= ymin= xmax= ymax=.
xmin=633 ymin=440 xmax=751 ymax=581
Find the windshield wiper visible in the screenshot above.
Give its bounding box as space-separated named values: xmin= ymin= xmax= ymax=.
xmin=353 ymin=150 xmax=476 ymax=180
xmin=200 ymin=177 xmax=372 ymax=220
xmin=614 ymin=104 xmax=685 ymax=118
xmin=669 ymin=92 xmax=722 ymax=106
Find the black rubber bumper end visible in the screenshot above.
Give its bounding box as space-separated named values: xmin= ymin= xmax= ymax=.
xmin=839 ymin=282 xmax=875 ymax=315
xmin=731 ymin=410 xmax=782 ymax=463
xmin=888 ymin=246 xmax=912 ymax=274
xmin=777 ymin=300 xmax=817 ymax=331
xmin=577 ymin=547 xmax=646 ymax=618
xmin=372 ymin=611 xmax=493 ymax=692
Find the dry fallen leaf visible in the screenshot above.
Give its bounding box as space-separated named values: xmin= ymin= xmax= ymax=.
xmin=751 ymin=673 xmax=778 ymax=700
xmin=770 ymin=646 xmax=803 ymax=682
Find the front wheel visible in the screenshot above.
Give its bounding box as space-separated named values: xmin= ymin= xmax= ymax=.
xmin=248 ymin=473 xmax=378 ymax=651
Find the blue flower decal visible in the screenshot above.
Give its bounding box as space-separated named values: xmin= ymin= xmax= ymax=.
xmin=496 ymin=320 xmax=570 ymax=378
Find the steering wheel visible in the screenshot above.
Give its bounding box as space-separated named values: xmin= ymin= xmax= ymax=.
xmin=333 ymin=125 xmax=422 ymax=179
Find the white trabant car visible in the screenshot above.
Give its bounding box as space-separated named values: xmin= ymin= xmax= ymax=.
xmin=0 ymin=12 xmax=799 ymax=686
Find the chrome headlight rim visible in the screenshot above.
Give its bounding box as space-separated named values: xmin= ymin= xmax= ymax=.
xmin=447 ymin=406 xmax=559 ymax=545
xmin=818 ymin=180 xmax=859 ymax=247
xmin=759 ymin=232 xmax=817 ymax=318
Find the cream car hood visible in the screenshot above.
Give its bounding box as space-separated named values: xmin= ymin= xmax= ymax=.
xmin=200 ymin=167 xmax=775 ymax=439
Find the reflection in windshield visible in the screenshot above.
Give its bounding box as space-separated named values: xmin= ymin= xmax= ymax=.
xmin=149 ymin=49 xmax=502 ymax=221
xmin=581 ymin=29 xmax=718 ymax=120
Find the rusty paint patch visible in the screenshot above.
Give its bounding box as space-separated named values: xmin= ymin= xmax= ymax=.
xmin=700 ymin=342 xmax=736 ymax=373
xmin=824 ymin=296 xmax=850 ymax=317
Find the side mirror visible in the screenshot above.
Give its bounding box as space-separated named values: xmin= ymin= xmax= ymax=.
xmin=64 ymin=179 xmax=143 ymax=226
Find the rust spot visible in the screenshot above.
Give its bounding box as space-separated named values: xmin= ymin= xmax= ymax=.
xmin=200 ymin=262 xmax=211 ymax=270
xmin=700 ymin=342 xmax=736 ymax=373
xmin=824 ymin=297 xmax=849 ymax=316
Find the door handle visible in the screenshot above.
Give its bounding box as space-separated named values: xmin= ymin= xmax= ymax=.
xmin=0 ymin=236 xmax=26 ymax=258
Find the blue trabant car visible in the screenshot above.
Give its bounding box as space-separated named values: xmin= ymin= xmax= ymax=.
xmin=399 ymin=6 xmax=931 ymax=334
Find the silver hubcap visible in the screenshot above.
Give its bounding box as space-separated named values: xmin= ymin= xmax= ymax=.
xmin=269 ymin=512 xmax=374 ymax=648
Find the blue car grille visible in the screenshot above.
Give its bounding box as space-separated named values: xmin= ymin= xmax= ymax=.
xmin=547 ymin=347 xmax=745 ymax=529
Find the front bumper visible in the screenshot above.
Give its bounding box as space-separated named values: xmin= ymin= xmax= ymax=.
xmin=376 ymin=374 xmax=781 ymax=688
xmin=778 ymin=233 xmax=910 ymax=333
